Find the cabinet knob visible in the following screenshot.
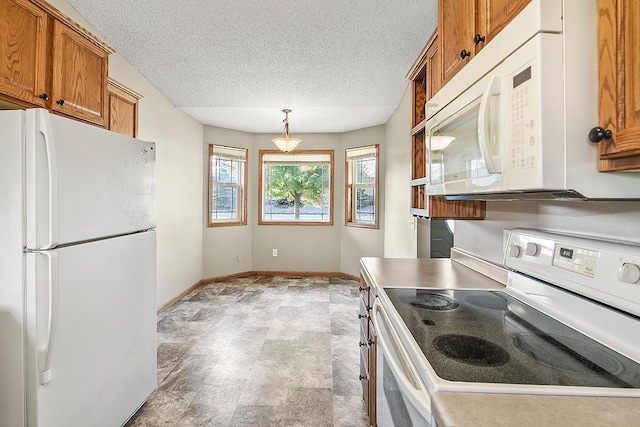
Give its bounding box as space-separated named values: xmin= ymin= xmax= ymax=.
xmin=56 ymin=99 xmax=65 ymax=106
xmin=358 ymin=314 xmax=366 ymax=319
xmin=39 ymin=93 xmax=49 ymax=101
xmin=359 ymin=375 xmax=366 ymax=381
xmin=588 ymin=126 xmax=612 ymax=143
xmin=359 ymin=341 xmax=366 ymax=347
xmin=460 ymin=50 xmax=472 ymax=59
xmin=359 ymin=286 xmax=365 ymax=291
xmin=473 ymin=34 xmax=486 ymax=45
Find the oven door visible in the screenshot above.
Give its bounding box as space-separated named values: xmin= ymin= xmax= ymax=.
xmin=372 ymin=300 xmax=433 ymax=427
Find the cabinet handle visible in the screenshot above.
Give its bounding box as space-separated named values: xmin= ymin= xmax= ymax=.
xmin=460 ymin=50 xmax=472 ymax=59
xmin=39 ymin=93 xmax=49 ymax=101
xmin=56 ymin=99 xmax=65 ymax=106
xmin=588 ymin=126 xmax=612 ymax=143
xmin=474 ymin=34 xmax=486 ymax=45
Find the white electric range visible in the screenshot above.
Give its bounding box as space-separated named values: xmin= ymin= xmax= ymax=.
xmin=369 ymin=229 xmax=640 ymax=426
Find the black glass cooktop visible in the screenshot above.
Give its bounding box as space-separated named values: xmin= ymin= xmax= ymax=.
xmin=384 ymin=288 xmax=640 ymax=388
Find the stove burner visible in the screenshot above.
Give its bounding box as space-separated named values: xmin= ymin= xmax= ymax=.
xmin=433 ymin=334 xmax=510 ymax=367
xmin=464 ymin=294 xmax=508 ymax=311
xmin=410 ymin=293 xmax=459 ymax=311
xmin=513 ymin=333 xmax=623 ymax=376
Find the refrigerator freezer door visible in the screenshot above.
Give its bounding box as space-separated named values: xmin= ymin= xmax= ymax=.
xmin=25 ymin=109 xmax=156 ymax=249
xmin=25 ymin=231 xmax=157 ymax=427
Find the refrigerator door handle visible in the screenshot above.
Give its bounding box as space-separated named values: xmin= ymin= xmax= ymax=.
xmin=36 ymin=109 xmax=59 ymax=250
xmin=37 ymin=251 xmax=59 ymax=384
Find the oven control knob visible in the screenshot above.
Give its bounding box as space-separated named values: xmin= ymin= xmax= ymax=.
xmin=618 ymin=263 xmax=640 ymax=284
xmin=524 ymin=242 xmax=540 ymax=257
xmin=508 ymin=244 xmax=522 ymax=258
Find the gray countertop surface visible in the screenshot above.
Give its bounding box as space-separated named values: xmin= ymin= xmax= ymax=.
xmin=360 ymin=256 xmax=640 ymax=427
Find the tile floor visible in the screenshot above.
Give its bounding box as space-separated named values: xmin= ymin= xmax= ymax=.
xmin=125 ymin=275 xmax=369 ymax=426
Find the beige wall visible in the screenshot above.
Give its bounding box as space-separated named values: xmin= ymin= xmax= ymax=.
xmin=250 ymin=133 xmax=343 ymax=272
xmin=340 ymin=126 xmax=386 ymax=276
xmin=49 ymin=0 xmax=205 ymax=307
xmin=201 ymin=126 xmax=390 ymax=278
xmin=202 ymin=126 xmax=253 ymax=279
xmin=382 ymin=87 xmax=418 ymax=258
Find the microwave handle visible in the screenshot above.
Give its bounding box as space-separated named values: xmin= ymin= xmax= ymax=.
xmin=478 ymin=75 xmax=502 ymax=174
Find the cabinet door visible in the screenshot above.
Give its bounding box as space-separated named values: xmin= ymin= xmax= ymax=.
xmin=0 ymin=0 xmax=48 ymax=107
xmin=439 ymin=0 xmax=476 ymax=84
xmin=596 ymin=0 xmax=640 ymax=171
xmin=50 ymin=20 xmax=108 ymax=126
xmin=107 ymin=79 xmax=141 ymax=137
xmin=426 ymin=36 xmax=442 ymax=100
xmin=479 ymin=0 xmax=531 ymax=44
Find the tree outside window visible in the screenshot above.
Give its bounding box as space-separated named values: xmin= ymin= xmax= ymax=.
xmin=209 ymin=145 xmax=247 ymax=226
xmin=259 ymin=150 xmax=334 ymax=225
xmin=346 ymin=145 xmax=379 ymax=228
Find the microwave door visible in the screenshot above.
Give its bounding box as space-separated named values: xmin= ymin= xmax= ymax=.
xmin=426 ymin=80 xmax=503 ymax=195
xmin=427 ymin=97 xmax=489 ymax=189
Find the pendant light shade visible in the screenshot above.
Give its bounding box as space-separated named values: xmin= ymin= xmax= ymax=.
xmin=271 ymin=109 xmax=301 ymax=153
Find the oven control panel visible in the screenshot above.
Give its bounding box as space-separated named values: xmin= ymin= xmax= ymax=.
xmin=504 ymin=229 xmax=640 ymax=317
xmin=551 ymin=243 xmax=599 ymax=277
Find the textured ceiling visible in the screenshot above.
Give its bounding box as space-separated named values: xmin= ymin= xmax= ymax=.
xmin=67 ymin=0 xmax=438 ymax=133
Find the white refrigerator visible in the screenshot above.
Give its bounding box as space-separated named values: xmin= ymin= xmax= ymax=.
xmin=0 ymin=109 xmax=157 ymax=427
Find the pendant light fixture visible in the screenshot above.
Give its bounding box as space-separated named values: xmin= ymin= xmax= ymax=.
xmin=271 ymin=109 xmax=301 ymax=153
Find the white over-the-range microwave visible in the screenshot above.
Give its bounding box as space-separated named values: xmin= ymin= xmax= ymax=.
xmin=419 ymin=0 xmax=640 ymax=200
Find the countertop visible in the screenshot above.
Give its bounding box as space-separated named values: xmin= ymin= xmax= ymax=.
xmin=360 ymin=254 xmax=640 ymax=427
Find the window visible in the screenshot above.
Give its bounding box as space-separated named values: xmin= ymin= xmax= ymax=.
xmin=346 ymin=145 xmax=379 ymax=228
xmin=259 ymin=150 xmax=334 ymax=225
xmin=208 ymin=145 xmax=247 ymax=226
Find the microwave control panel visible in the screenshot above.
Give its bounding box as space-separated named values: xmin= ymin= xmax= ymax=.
xmin=508 ymin=62 xmax=538 ymax=171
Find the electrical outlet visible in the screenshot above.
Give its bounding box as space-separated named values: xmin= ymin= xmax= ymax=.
xmin=272 ymin=249 xmax=278 ymax=257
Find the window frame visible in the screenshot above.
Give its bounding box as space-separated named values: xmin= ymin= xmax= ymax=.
xmin=345 ymin=144 xmax=379 ymax=229
xmin=208 ymin=144 xmax=248 ymax=227
xmin=258 ymin=149 xmax=334 ymax=226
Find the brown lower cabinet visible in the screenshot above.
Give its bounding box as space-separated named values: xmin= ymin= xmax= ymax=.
xmin=359 ymin=275 xmax=376 ymax=426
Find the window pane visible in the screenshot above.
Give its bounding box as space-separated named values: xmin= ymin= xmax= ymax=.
xmin=260 ymin=151 xmax=333 ymax=224
xmin=212 ymin=157 xmax=242 ymax=184
xmin=356 ymin=157 xmax=376 ymax=184
xmin=355 ymin=187 xmax=375 ymax=223
xmin=212 ymin=186 xmax=238 ymax=220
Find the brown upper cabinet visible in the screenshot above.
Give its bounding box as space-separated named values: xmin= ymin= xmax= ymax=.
xmin=439 ymin=0 xmax=531 ymax=84
xmin=0 ymin=0 xmax=49 ymax=107
xmin=0 ymin=0 xmax=114 ymax=126
xmin=593 ymin=0 xmax=640 ymax=171
xmin=107 ymin=78 xmax=142 ymax=138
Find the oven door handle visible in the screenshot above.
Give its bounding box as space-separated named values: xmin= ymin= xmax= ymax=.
xmin=372 ymin=300 xmax=432 ymax=419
